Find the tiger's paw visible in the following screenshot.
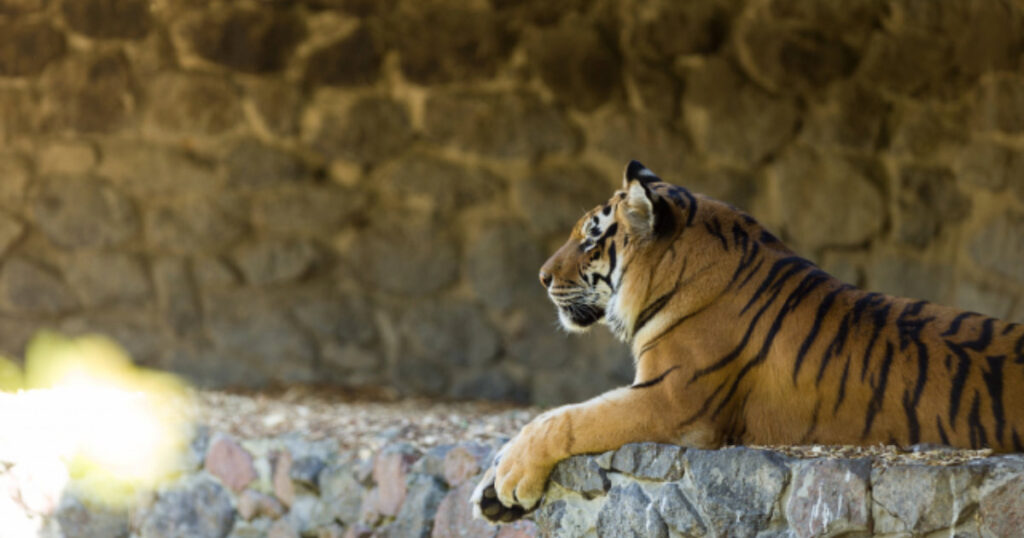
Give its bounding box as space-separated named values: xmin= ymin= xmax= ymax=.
xmin=470 ymin=443 xmax=550 ymax=523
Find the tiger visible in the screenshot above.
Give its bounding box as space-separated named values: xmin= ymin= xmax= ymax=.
xmin=472 ymin=160 xmax=1024 ymax=523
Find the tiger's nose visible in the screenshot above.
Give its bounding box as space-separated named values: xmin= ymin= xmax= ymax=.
xmin=539 ymin=270 xmax=553 ymax=289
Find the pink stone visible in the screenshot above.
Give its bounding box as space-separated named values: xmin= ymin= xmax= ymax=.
xmin=496 ymin=520 xmax=540 ymax=538
xmin=372 ymin=448 xmax=420 ymax=517
xmin=343 ymin=523 xmax=376 ymax=538
xmin=980 ymin=478 xmax=1024 ymax=537
xmin=236 ymin=489 xmax=285 ymax=521
xmin=273 ymin=450 xmax=295 ymax=507
xmin=204 ymin=436 xmax=256 ymax=493
xmin=268 ymin=519 xmax=299 ymax=538
xmin=443 ymin=444 xmax=491 ymax=487
xmin=430 ymin=481 xmax=497 ymax=538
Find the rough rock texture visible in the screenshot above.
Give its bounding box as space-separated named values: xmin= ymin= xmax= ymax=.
xmin=0 ymin=1 xmax=1022 ymax=403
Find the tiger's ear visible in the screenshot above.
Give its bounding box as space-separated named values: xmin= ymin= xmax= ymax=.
xmin=622 ymin=160 xmax=660 ymax=189
xmin=623 ymin=180 xmax=655 ymax=235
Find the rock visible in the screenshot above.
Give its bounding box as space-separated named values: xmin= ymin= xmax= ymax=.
xmin=40 ymin=50 xmax=135 ymax=134
xmin=58 ymin=309 xmax=165 ymax=365
xmin=0 ymin=213 xmax=23 ymax=257
xmin=152 ymin=257 xmax=201 ymax=337
xmin=424 ymin=91 xmax=579 ymax=159
xmin=347 ymin=213 xmax=458 ymax=296
xmin=311 ymin=96 xmax=414 ymax=166
xmin=62 ymin=0 xmax=152 ymax=39
xmin=410 ymin=444 xmax=454 ymax=481
xmin=62 ymin=251 xmax=151 ymax=308
xmin=251 ymin=186 xmax=363 ymax=235
xmin=54 ymin=495 xmax=130 ymax=538
xmin=138 ymin=477 xmax=235 ymax=538
xmin=248 ymin=80 xmax=301 ymax=137
xmin=442 ymin=443 xmax=491 ymax=487
xmin=400 ymin=299 xmax=500 ymax=369
xmin=607 ymin=443 xmax=685 ymax=481
xmin=495 ymin=520 xmax=540 ymax=538
xmin=683 ymin=447 xmax=790 ymax=538
xmin=969 ymin=211 xmax=1024 ymax=284
xmin=318 ymin=463 xmax=365 ymax=527
xmin=225 ymin=138 xmax=308 ymax=189
xmin=954 ymin=280 xmax=1016 ymax=320
xmin=389 ymin=474 xmax=447 ymax=538
xmin=736 ymin=23 xmax=857 ymax=96
xmin=591 ymin=115 xmax=697 ymax=184
xmin=627 ymin=60 xmax=683 ymax=119
xmin=267 ymin=519 xmax=300 ymax=538
xmin=0 ymin=153 xmax=30 ymax=209
xmin=145 ymin=72 xmax=243 ymax=135
xmin=532 ymin=499 xmax=597 ymax=538
xmin=955 ymin=140 xmax=1024 ymax=191
xmin=97 ymin=141 xmax=221 ymax=197
xmin=784 ymin=458 xmax=871 ymax=538
xmin=274 ymin=450 xmax=295 ymax=507
xmin=857 ymin=30 xmax=951 ymax=96
xmin=550 ymin=455 xmax=610 ymax=499
xmin=304 ymin=25 xmax=382 ymax=87
xmin=0 ymin=258 xmax=77 ymax=315
xmin=595 ymin=483 xmax=665 ymax=538
xmin=979 ymin=474 xmax=1024 ymax=537
xmin=971 ymin=73 xmax=1024 ymax=134
xmin=524 ymin=20 xmax=620 ymax=111
xmin=683 ymin=59 xmax=800 ymax=167
xmin=0 ymin=0 xmax=47 ymax=14
xmin=450 ymin=369 xmax=526 ymax=402
xmin=515 ymin=164 xmax=616 ymax=237
xmin=770 ymin=148 xmax=885 ymax=251
xmin=187 ymin=6 xmax=306 ymax=73
xmin=192 ymin=256 xmax=239 ymax=290
xmin=373 ymin=444 xmax=422 ymax=517
xmin=430 ymin=480 xmax=496 ymax=538
xmin=385 ymin=4 xmax=514 ymax=85
xmin=0 ymin=21 xmax=65 ymax=77
xmin=377 ymin=154 xmax=503 ymax=218
xmin=205 ymin=435 xmax=257 ymax=493
xmin=33 ymin=175 xmax=137 ymax=248
xmin=464 ymin=219 xmax=543 ymax=310
xmin=291 ymin=456 xmax=327 ymax=492
xmin=629 ymin=0 xmax=732 ymax=59
xmin=232 ymin=239 xmax=322 ymax=286
xmin=145 ymin=197 xmax=246 ymax=255
xmin=236 ymin=489 xmax=285 ymax=521
xmin=36 ymin=141 xmax=96 ymax=176
xmin=897 ymin=165 xmax=970 ymax=247
xmin=800 ymin=84 xmax=889 ymax=151
xmin=291 ymin=293 xmax=376 ymax=346
xmin=652 ymin=483 xmax=706 ymax=537
xmin=0 ymin=88 xmax=38 ymax=141
xmin=866 ymin=256 xmax=954 ymax=305
xmin=871 ymin=464 xmax=984 ymax=534
xmin=889 ymin=101 xmax=969 ymax=157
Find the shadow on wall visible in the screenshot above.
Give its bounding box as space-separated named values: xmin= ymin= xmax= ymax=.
xmin=0 ymin=0 xmax=1021 ymax=403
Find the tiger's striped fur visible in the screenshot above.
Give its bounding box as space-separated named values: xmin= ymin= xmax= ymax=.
xmin=473 ymin=160 xmax=1023 ymax=523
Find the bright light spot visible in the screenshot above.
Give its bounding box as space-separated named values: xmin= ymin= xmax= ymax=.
xmin=0 ymin=331 xmax=193 ymax=519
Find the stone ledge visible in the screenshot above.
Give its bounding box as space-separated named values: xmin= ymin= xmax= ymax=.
xmin=7 ymin=434 xmax=1023 ymax=537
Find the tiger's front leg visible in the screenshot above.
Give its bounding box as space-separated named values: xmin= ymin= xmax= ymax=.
xmin=471 ymin=382 xmax=701 ymax=523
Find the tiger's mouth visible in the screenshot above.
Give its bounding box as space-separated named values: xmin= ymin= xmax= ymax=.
xmin=555 ymin=303 xmax=605 ymax=332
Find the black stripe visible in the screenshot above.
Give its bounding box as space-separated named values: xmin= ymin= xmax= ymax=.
xmin=968 ymin=390 xmax=988 ymax=448
xmin=833 ymin=354 xmax=851 ymax=415
xmin=1001 ymin=322 xmax=1017 ymax=336
xmin=942 ymin=312 xmax=980 ymax=337
xmin=961 ymin=318 xmax=995 ymax=351
xmin=862 ymin=341 xmax=895 ymax=440
xmin=633 ymin=287 xmax=678 ymax=335
xmin=937 ymin=416 xmax=950 ymax=446
xmin=1015 ymin=332 xmax=1024 ymax=364
xmin=739 ymin=257 xmax=813 ymax=315
xmin=637 ymin=301 xmax=714 ymax=358
xmin=946 ymin=340 xmax=971 ymax=429
xmin=982 ymin=355 xmax=1006 ymax=444
xmin=859 ymin=302 xmax=892 ymax=382
xmin=1013 ymin=429 xmax=1023 ymax=452
xmin=897 ymin=301 xmax=934 ymax=446
xmin=678 ymin=381 xmax=726 ymax=429
xmin=792 ymin=284 xmax=850 ymax=383
xmin=704 ymin=218 xmax=728 ymax=250
xmin=631 ymin=366 xmax=680 ymax=389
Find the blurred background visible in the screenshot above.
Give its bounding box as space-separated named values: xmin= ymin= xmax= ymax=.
xmin=0 ymin=0 xmax=1021 ymax=405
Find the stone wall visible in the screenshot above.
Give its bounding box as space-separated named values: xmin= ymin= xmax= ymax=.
xmin=13 ymin=435 xmax=1024 ymax=537
xmin=0 ymin=0 xmax=1023 ymax=402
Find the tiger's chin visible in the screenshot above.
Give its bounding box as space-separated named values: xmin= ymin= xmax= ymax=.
xmin=557 ymin=305 xmax=605 ymax=333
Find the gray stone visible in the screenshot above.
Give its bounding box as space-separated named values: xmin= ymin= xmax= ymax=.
xmin=138 ymin=477 xmax=235 ymax=538
xmin=533 ymin=499 xmax=597 ymax=537
xmin=187 ymin=6 xmax=305 ymax=73
xmin=40 ymin=50 xmax=135 ymax=134
xmin=596 ymin=482 xmax=662 ymax=538
xmin=304 ymin=25 xmax=382 ymax=87
xmin=348 ymin=214 xmax=458 ymax=296
xmin=63 ymin=251 xmax=151 ymax=308
xmin=784 ymin=458 xmax=871 ymax=538
xmin=897 ymin=165 xmax=970 ymax=248
xmin=400 ymin=299 xmax=499 ymax=369
xmin=425 ymin=91 xmax=580 ymax=159
xmin=251 ymin=186 xmax=363 ymax=235
xmin=465 ymin=219 xmax=543 ymax=310
xmin=525 ymin=20 xmax=620 ymax=111
xmin=98 ymin=141 xmax=221 ymax=197
xmin=312 ymin=96 xmax=414 ymax=166
xmin=54 ymin=494 xmax=130 ymax=538
xmin=550 ymin=455 xmax=610 ymax=500
xmin=608 ymin=443 xmax=685 ymax=481
xmin=449 ymin=368 xmax=526 ymax=402
xmin=969 ymin=211 xmax=1024 ymax=284
xmin=394 ymin=357 xmax=449 ymax=396
xmin=145 ymin=197 xmax=247 ymax=255
xmin=152 ymin=257 xmax=201 ymax=337
xmin=411 ymin=444 xmax=453 ymax=481
xmin=866 ymin=255 xmax=954 ymax=305
xmin=291 ymin=456 xmax=327 ymax=492
xmin=515 ymin=164 xmax=616 ymax=236
xmin=386 ymin=4 xmax=513 ymax=85
xmin=972 ymin=74 xmax=1024 ymax=134
xmin=771 ymin=148 xmax=885 ymax=251
xmin=226 ymin=138 xmax=308 ymax=189
xmin=232 ymin=239 xmax=322 ymax=285
xmin=62 ymin=0 xmax=152 ymax=39
xmin=0 ymin=258 xmax=77 ymax=315
xmin=388 ymin=474 xmax=446 ymax=538
xmin=377 ymin=154 xmax=503 ymax=218
xmin=317 ymin=463 xmax=364 ymax=527
xmin=58 ymin=310 xmax=165 ymax=365
xmin=291 ymin=293 xmax=376 ymax=346
xmin=683 ymin=59 xmax=800 ymax=167
xmin=145 ymin=72 xmax=243 ymax=135
xmin=0 ymin=21 xmax=65 ymax=77
xmin=652 ymin=483 xmax=706 ymax=537
xmin=34 ymin=175 xmax=137 ymax=248
xmin=430 ymin=479 xmax=496 ymax=538
xmin=954 ymin=280 xmax=1016 ymax=320
xmin=979 ymin=473 xmax=1024 ymax=538
xmin=683 ymin=447 xmax=790 ymax=538
xmin=871 ymin=464 xmax=985 ymax=534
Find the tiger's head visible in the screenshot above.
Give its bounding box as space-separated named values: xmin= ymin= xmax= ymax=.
xmin=539 ymin=160 xmax=688 ymax=340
